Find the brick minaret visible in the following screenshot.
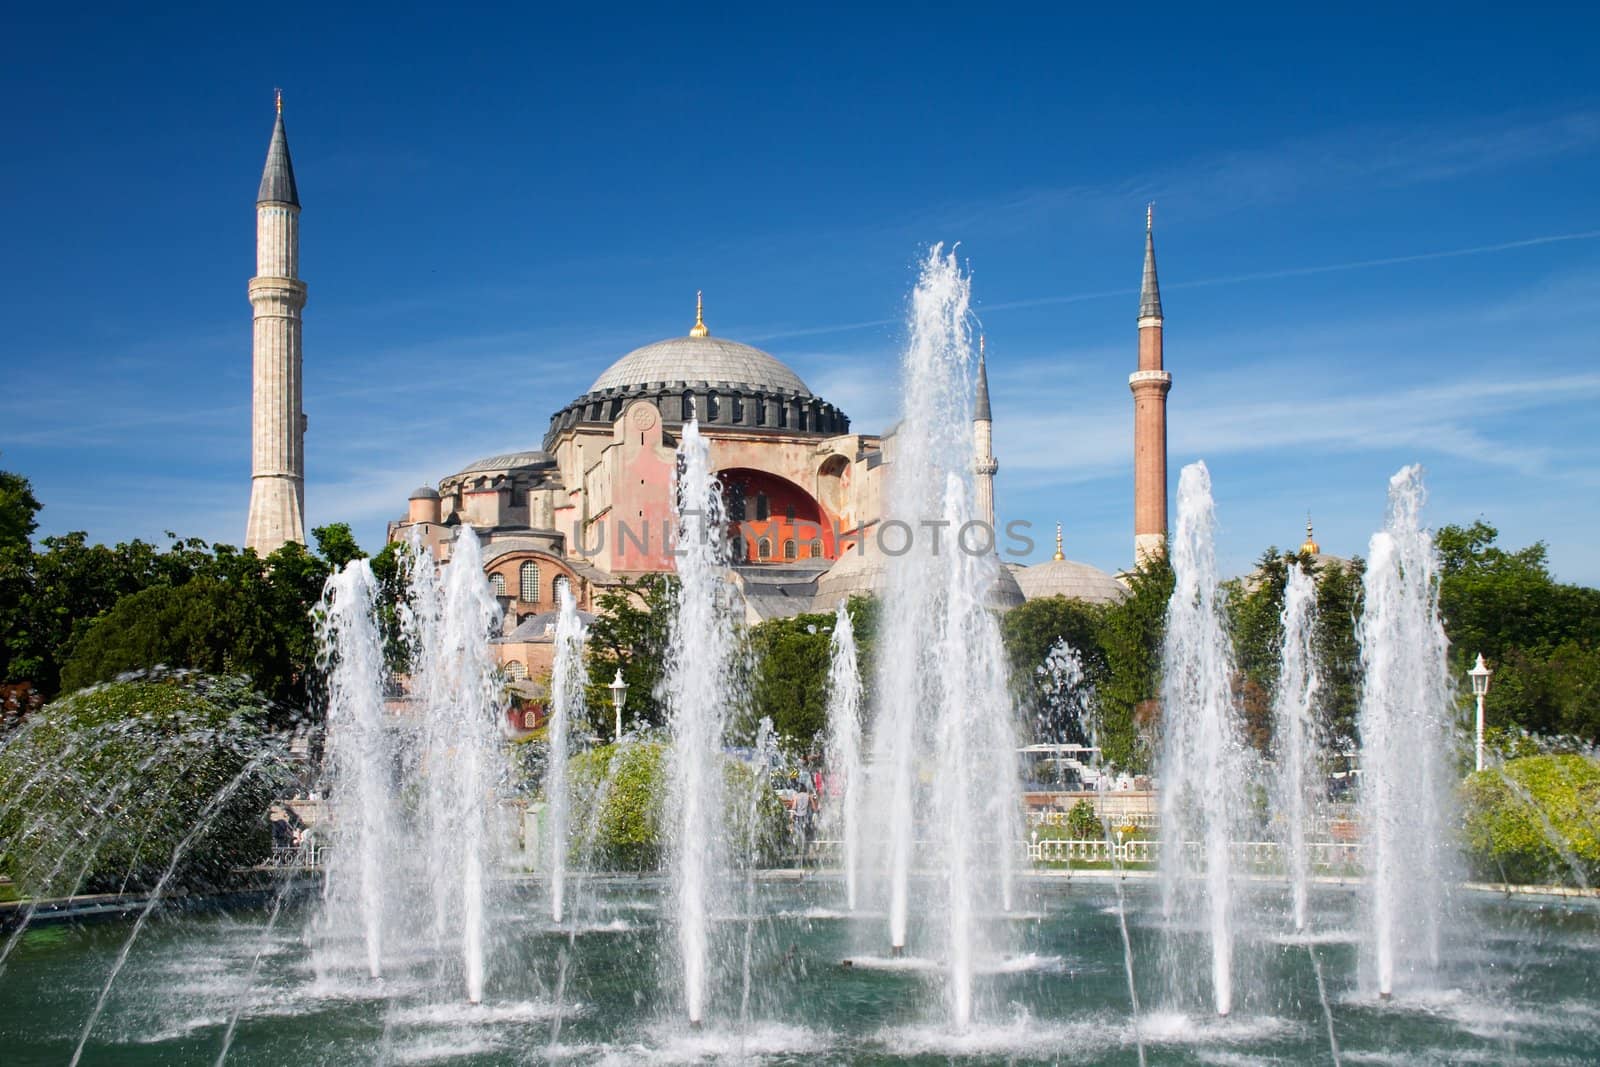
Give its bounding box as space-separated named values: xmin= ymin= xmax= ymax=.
xmin=245 ymin=92 xmax=308 ymax=554
xmin=973 ymin=334 xmax=998 ymax=531
xmin=1130 ymin=205 xmax=1171 ymax=565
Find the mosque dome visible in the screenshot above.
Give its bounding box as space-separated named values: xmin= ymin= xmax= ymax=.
xmin=1012 ymin=559 xmax=1128 ymax=605
xmin=408 ymin=486 xmax=440 ymax=501
xmin=814 ymin=548 xmax=1026 ymax=611
xmin=544 ymin=295 xmax=848 ymax=448
xmin=589 ymin=335 xmax=811 ymax=396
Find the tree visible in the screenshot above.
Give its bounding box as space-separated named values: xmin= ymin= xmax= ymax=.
xmin=1097 ymin=554 xmax=1174 ymax=772
xmin=1436 ymin=522 xmax=1600 ymax=743
xmin=0 ymin=463 xmax=41 ymax=551
xmin=586 ymin=574 xmax=675 ymax=730
xmin=312 ymin=523 xmax=366 ymax=568
xmin=1001 ymin=596 xmax=1107 ymax=742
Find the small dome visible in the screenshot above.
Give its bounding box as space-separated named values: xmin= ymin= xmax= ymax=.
xmin=1014 ymin=559 xmax=1128 ymax=605
xmin=815 ymin=548 xmax=1025 ymax=611
xmin=455 ymin=450 xmax=556 ymax=475
xmin=589 ymin=335 xmax=811 ymax=396
xmin=408 ymin=486 xmax=440 ymax=500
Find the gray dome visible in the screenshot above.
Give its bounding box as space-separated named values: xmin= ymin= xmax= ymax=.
xmin=408 ymin=486 xmax=440 ymax=500
xmin=456 ymin=450 xmax=556 ymax=475
xmin=816 ymin=549 xmax=1025 ymax=612
xmin=1013 ymin=559 xmax=1128 ymax=605
xmin=589 ymin=335 xmax=811 ymax=396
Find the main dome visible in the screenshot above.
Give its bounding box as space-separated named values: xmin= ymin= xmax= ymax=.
xmin=588 ymin=335 xmax=812 ymax=396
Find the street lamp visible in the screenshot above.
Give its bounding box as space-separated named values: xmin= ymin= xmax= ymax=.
xmin=1469 ymin=653 xmax=1493 ymax=772
xmin=608 ymin=668 xmax=630 ymax=743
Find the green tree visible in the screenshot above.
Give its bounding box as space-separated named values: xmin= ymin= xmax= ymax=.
xmin=0 ymin=463 xmax=41 ymax=550
xmin=0 ymin=672 xmax=288 ymax=897
xmin=312 ymin=523 xmax=366 ymax=568
xmin=1436 ymin=521 xmax=1600 ymax=743
xmin=1461 ymin=753 xmax=1600 ymax=886
xmin=1000 ymin=595 xmax=1107 ymax=742
xmin=1097 ymin=553 xmax=1174 ymax=773
xmin=586 ymin=574 xmax=675 ymax=730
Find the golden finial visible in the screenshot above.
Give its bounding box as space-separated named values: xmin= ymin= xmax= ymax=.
xmin=275 ymin=88 xmax=282 ymax=115
xmin=689 ymin=290 xmax=709 ymax=337
xmin=1299 ymin=514 xmax=1321 ymax=556
xmin=1053 ymin=522 xmax=1065 ymax=562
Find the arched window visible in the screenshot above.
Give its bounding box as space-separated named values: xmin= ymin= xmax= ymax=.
xmin=489 ymin=572 xmax=506 ymax=597
xmin=553 ymin=575 xmax=571 ymax=603
xmin=681 ymin=391 xmax=694 ymax=420
xmin=730 ymin=394 xmax=744 ymax=424
xmin=809 ymin=539 xmax=823 ymax=558
xmin=757 ymin=538 xmax=772 ymax=561
xmin=520 ymin=561 xmax=540 ymax=602
xmin=706 ymin=391 xmax=720 ymax=421
xmin=755 ymin=493 xmax=770 ymax=521
xmin=783 ymin=539 xmax=797 ymax=560
xmin=506 ymin=660 xmax=528 ymax=680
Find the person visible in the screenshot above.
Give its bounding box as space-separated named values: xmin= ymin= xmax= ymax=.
xmin=792 ymin=786 xmax=812 ymax=858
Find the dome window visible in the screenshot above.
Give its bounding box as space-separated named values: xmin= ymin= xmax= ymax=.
xmin=520 ymin=561 xmax=541 ymax=602
xmin=783 ymin=539 xmax=797 ymax=561
xmin=755 ymin=493 xmax=770 ymax=521
xmin=489 ymin=572 xmax=506 ymax=597
xmin=757 ymin=538 xmax=772 ymax=561
xmin=681 ymin=391 xmax=694 ymax=420
xmin=553 ymin=574 xmax=571 ymax=602
xmin=808 ymin=539 xmax=823 ymax=558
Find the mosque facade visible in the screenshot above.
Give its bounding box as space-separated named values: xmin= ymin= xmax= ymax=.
xmin=244 ymin=103 xmax=1168 ymax=654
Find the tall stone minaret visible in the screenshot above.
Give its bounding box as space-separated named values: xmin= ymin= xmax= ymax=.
xmin=973 ymin=334 xmax=998 ymax=530
xmin=245 ymin=92 xmax=308 ymax=555
xmin=1130 ymin=205 xmax=1171 ymax=565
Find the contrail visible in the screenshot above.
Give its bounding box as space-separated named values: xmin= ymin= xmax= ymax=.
xmin=756 ymin=228 xmax=1600 ymax=339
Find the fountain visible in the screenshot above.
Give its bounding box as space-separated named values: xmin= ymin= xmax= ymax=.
xmin=546 ymin=582 xmax=587 ymax=925
xmin=822 ymin=601 xmax=863 ymax=911
xmin=1157 ymin=460 xmax=1247 ymax=1017
xmin=867 ymin=245 xmax=1023 ymax=1027
xmin=661 ymin=416 xmax=742 ymax=1028
xmin=1357 ymin=465 xmax=1457 ymax=999
xmin=1272 ymin=561 xmax=1321 ymax=932
xmin=316 ymin=560 xmax=394 ymax=982
xmin=3 ymin=278 xmax=1598 ymax=1066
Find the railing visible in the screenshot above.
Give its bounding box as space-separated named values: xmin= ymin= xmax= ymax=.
xmin=267 ymin=841 xmax=322 ymax=870
xmin=1026 ymin=837 xmax=1364 ymax=871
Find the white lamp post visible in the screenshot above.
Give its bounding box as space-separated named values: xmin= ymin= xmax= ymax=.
xmin=1469 ymin=653 xmax=1492 ymax=772
xmin=608 ymin=668 xmax=629 ymax=743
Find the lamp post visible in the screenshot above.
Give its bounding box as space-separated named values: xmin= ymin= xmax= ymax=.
xmin=1469 ymin=653 xmax=1493 ymax=772
xmin=608 ymin=668 xmax=629 ymax=743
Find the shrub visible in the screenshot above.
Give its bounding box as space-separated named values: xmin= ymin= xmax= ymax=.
xmin=1066 ymin=799 xmax=1101 ymax=839
xmin=1461 ymin=754 xmax=1600 ymax=886
xmin=565 ymin=741 xmax=786 ymax=871
xmin=0 ymin=672 xmax=288 ymax=899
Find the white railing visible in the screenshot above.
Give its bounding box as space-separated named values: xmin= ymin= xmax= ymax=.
xmin=1026 ymin=837 xmax=1364 ymax=870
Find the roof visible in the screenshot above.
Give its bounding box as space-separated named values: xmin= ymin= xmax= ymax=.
xmin=257 ymin=113 xmax=299 ymax=207
xmin=455 ymin=450 xmax=556 ymax=475
xmin=409 ymin=486 xmax=440 ymax=500
xmin=588 ymin=335 xmax=811 ymax=396
xmin=974 ymin=346 xmax=993 ymax=422
xmin=498 ymin=608 xmax=597 ymax=643
xmin=1139 ymin=206 xmax=1162 ymax=321
xmin=1013 ymin=558 xmax=1129 ymax=605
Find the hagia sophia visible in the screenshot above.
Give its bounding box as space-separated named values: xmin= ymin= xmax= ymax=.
xmin=243 ymin=101 xmax=1165 ymax=675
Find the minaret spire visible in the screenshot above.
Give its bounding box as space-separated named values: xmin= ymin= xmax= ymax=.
xmin=1130 ymin=205 xmax=1172 ymax=565
xmin=1053 ymin=522 xmax=1065 ymax=561
xmin=689 ymin=290 xmax=709 ymax=337
xmin=972 ymin=333 xmax=998 ymax=531
xmin=1140 ymin=202 xmax=1162 ymax=323
xmin=245 ymin=94 xmax=308 ymax=554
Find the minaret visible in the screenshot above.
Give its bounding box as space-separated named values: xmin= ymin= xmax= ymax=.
xmin=1130 ymin=204 xmax=1171 ymax=565
xmin=973 ymin=334 xmax=998 ymax=530
xmin=245 ymin=92 xmax=308 ymax=555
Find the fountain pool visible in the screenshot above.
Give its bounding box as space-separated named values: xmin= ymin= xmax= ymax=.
xmin=1 ymin=880 xmax=1594 ymax=1064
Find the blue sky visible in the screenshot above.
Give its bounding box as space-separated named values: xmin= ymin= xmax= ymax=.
xmin=3 ymin=6 xmax=1599 ymax=583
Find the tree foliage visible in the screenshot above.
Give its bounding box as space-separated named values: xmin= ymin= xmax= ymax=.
xmin=1437 ymin=521 xmax=1600 ymax=743
xmin=564 ymin=741 xmax=785 ymax=870
xmin=748 ymin=596 xmax=876 ymax=753
xmin=0 ymin=672 xmax=289 ymax=898
xmin=585 ymin=574 xmax=676 ymax=731
xmin=1461 ymin=753 xmax=1600 ymax=886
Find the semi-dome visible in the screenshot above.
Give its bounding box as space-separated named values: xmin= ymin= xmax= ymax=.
xmin=1013 ymin=559 xmax=1128 ymax=605
xmin=588 ymin=334 xmax=811 ymax=396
